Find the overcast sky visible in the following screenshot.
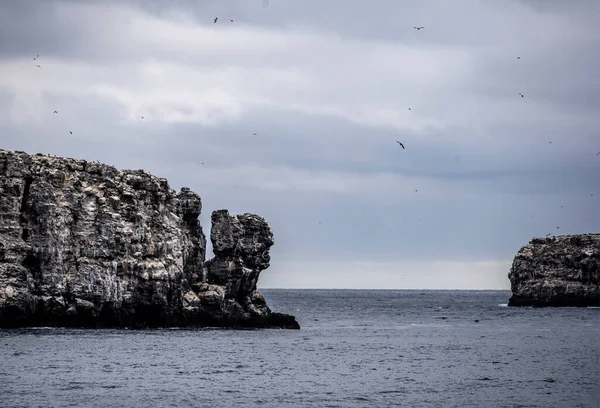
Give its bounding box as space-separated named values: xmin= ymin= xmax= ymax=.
xmin=1 ymin=0 xmax=598 ymax=289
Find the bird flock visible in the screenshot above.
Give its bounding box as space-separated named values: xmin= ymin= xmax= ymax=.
xmin=28 ymin=3 xmax=597 ymax=235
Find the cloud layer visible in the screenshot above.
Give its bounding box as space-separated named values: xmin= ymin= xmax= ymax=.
xmin=1 ymin=0 xmax=598 ymax=289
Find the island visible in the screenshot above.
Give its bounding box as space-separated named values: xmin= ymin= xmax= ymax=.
xmin=0 ymin=149 xmax=299 ymax=329
xmin=508 ymin=234 xmax=599 ymax=307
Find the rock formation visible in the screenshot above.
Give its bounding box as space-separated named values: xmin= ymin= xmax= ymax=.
xmin=184 ymin=210 xmax=297 ymax=328
xmin=508 ymin=234 xmax=600 ymax=307
xmin=0 ymin=149 xmax=299 ymax=329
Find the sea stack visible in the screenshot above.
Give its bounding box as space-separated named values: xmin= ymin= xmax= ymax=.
xmin=508 ymin=234 xmax=600 ymax=307
xmin=0 ymin=149 xmax=299 ymax=329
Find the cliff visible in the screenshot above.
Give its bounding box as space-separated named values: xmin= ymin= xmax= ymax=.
xmin=508 ymin=234 xmax=600 ymax=307
xmin=0 ymin=149 xmax=299 ymax=329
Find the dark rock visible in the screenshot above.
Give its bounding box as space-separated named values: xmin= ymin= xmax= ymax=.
xmin=190 ymin=210 xmax=299 ymax=329
xmin=0 ymin=149 xmax=298 ymax=329
xmin=508 ymin=234 xmax=600 ymax=307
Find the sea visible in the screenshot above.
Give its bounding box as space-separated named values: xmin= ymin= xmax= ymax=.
xmin=1 ymin=290 xmax=599 ymax=408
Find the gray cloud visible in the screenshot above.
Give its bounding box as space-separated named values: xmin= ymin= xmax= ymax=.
xmin=0 ymin=0 xmax=598 ymax=289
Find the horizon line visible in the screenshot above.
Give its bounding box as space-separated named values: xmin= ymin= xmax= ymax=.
xmin=258 ymin=288 xmax=512 ymax=291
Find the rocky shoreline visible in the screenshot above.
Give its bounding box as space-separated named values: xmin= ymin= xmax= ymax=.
xmin=0 ymin=149 xmax=299 ymax=329
xmin=508 ymin=234 xmax=599 ymax=307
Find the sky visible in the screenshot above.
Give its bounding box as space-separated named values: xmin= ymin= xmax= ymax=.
xmin=0 ymin=0 xmax=598 ymax=290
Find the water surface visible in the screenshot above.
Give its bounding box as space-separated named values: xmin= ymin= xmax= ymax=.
xmin=1 ymin=290 xmax=598 ymax=407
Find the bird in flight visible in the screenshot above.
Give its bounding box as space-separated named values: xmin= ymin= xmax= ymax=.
xmin=36 ymin=65 xmax=41 ymax=68
xmin=230 ymin=19 xmax=234 ymax=22
xmin=33 ymin=55 xmax=39 ymax=60
xmin=141 ymin=116 xmax=144 ymax=119
xmin=519 ymin=93 xmax=524 ymax=98
xmin=53 ymin=111 xmax=57 ymax=114
xmin=396 ymin=141 xmax=405 ymax=149
xmin=414 ymin=26 xmax=424 ymax=30
xmin=517 ymin=56 xmax=520 ymax=59
xmin=69 ymin=131 xmax=73 ymax=134
xmin=214 ymin=17 xmax=218 ymax=23
xmin=596 ymin=152 xmax=599 ymax=155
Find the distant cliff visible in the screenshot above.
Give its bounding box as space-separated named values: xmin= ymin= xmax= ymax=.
xmin=508 ymin=234 xmax=600 ymax=307
xmin=0 ymin=149 xmax=299 ymax=329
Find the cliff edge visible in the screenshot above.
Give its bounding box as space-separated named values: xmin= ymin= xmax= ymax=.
xmin=508 ymin=234 xmax=600 ymax=307
xmin=0 ymin=149 xmax=299 ymax=329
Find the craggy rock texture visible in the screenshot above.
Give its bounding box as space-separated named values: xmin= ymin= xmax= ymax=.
xmin=186 ymin=210 xmax=298 ymax=329
xmin=508 ymin=234 xmax=600 ymax=307
xmin=0 ymin=149 xmax=298 ymax=329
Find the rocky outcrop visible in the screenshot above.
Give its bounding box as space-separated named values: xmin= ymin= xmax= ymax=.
xmin=508 ymin=234 xmax=600 ymax=307
xmin=184 ymin=210 xmax=297 ymax=328
xmin=0 ymin=149 xmax=299 ymax=329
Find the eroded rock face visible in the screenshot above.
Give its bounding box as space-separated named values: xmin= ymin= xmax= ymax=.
xmin=0 ymin=149 xmax=298 ymax=329
xmin=186 ymin=210 xmax=298 ymax=329
xmin=508 ymin=234 xmax=600 ymax=307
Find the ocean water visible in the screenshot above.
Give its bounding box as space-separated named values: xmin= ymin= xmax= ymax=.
xmin=1 ymin=290 xmax=598 ymax=408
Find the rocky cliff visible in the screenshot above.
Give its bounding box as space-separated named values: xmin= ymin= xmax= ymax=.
xmin=0 ymin=149 xmax=299 ymax=329
xmin=508 ymin=234 xmax=600 ymax=307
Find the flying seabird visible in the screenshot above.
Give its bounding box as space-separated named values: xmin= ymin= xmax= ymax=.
xmin=519 ymin=93 xmax=524 ymax=98
xmin=414 ymin=26 xmax=424 ymax=30
xmin=141 ymin=116 xmax=144 ymax=119
xmin=230 ymin=19 xmax=234 ymax=22
xmin=596 ymin=152 xmax=599 ymax=155
xmin=53 ymin=111 xmax=57 ymax=114
xmin=253 ymin=133 xmax=257 ymax=135
xmin=414 ymin=189 xmax=418 ymax=192
xmin=36 ymin=65 xmax=41 ymax=68
xmin=69 ymin=131 xmax=72 ymax=134
xmin=33 ymin=55 xmax=39 ymax=60
xmin=214 ymin=17 xmax=218 ymax=23
xmin=517 ymin=56 xmax=520 ymax=59
xmin=396 ymin=141 xmax=405 ymax=149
